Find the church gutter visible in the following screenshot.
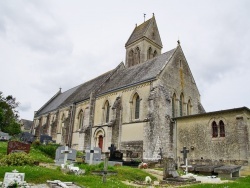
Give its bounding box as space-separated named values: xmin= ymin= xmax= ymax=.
xmin=96 ymin=77 xmax=156 ymax=98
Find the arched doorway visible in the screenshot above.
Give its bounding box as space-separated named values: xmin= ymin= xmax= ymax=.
xmin=94 ymin=128 xmax=105 ymax=151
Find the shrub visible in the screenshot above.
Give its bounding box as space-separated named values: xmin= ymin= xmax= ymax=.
xmin=0 ymin=152 xmax=35 ymax=166
xmin=32 ymin=143 xmax=60 ymax=158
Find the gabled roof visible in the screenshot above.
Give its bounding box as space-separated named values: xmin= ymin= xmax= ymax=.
xmin=20 ymin=119 xmax=33 ymax=130
xmin=125 ymin=15 xmax=163 ymax=47
xmin=36 ymin=86 xmax=80 ymax=116
xmin=98 ymin=48 xmax=176 ymax=96
xmin=60 ymin=70 xmax=114 ymax=106
xmin=35 ymin=69 xmax=117 ymax=117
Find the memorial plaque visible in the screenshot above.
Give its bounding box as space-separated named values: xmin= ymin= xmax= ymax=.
xmin=7 ymin=141 xmax=31 ymax=154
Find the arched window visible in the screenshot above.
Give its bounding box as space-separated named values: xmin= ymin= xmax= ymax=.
xmin=135 ymin=47 xmax=140 ymax=65
xmin=104 ymin=100 xmax=110 ymax=123
xmin=172 ymin=93 xmax=176 ymax=117
xmin=219 ymin=120 xmax=225 ymax=137
xmin=179 ymin=93 xmax=184 ymax=117
xmin=153 ymin=50 xmax=157 ymax=57
xmin=131 ymin=93 xmax=140 ymax=120
xmin=187 ymin=99 xmax=191 ymax=115
xmin=128 ymin=50 xmax=134 ymax=67
xmin=135 ymin=95 xmax=140 ymax=119
xmin=78 ymin=110 xmax=84 ymax=130
xmin=212 ymin=121 xmax=218 ymax=137
xmin=147 ymin=47 xmax=152 ymax=60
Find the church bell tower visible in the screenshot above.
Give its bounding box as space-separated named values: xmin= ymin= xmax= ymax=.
xmin=125 ymin=14 xmax=163 ymax=68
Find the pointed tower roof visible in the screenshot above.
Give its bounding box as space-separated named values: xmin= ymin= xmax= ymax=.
xmin=125 ymin=14 xmax=163 ymax=48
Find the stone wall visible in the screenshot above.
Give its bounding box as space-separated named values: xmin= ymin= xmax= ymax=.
xmin=176 ymin=108 xmax=250 ymax=166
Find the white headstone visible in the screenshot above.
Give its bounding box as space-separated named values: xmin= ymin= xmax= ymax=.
xmin=85 ymin=147 xmax=101 ymax=165
xmin=3 ymin=170 xmax=25 ymax=188
xmin=61 ymin=146 xmax=73 ymax=165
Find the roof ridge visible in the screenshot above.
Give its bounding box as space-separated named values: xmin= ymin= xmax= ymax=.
xmin=35 ymin=89 xmax=62 ymax=116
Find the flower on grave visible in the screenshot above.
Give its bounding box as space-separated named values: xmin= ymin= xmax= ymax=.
xmin=7 ymin=180 xmax=18 ymax=188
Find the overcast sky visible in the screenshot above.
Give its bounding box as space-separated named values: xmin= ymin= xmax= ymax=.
xmin=0 ymin=0 xmax=250 ymax=120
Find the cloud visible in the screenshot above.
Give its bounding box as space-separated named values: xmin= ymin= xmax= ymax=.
xmin=18 ymin=102 xmax=31 ymax=112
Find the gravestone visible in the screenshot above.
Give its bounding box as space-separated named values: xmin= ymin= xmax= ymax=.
xmin=163 ymin=158 xmax=179 ymax=179
xmin=3 ymin=169 xmax=26 ymax=188
xmin=40 ymin=134 xmax=52 ymax=145
xmin=85 ymin=147 xmax=101 ymax=164
xmin=7 ymin=141 xmax=31 ymax=154
xmin=0 ymin=131 xmax=11 ymax=141
xmin=108 ymin=144 xmax=123 ymax=161
xmin=55 ymin=146 xmax=77 ymax=165
xmin=19 ymin=132 xmax=34 ymax=143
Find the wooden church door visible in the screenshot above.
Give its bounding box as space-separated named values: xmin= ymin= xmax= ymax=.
xmin=98 ymin=135 xmax=103 ymax=151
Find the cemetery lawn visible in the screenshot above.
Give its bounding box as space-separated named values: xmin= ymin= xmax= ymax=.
xmin=187 ymin=176 xmax=250 ymax=188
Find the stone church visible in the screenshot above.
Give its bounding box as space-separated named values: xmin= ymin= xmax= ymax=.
xmin=32 ymin=15 xmax=250 ymax=172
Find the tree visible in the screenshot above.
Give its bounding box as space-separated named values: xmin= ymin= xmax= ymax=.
xmin=0 ymin=91 xmax=21 ymax=135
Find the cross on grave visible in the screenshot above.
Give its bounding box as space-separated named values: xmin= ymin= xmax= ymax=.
xmin=85 ymin=148 xmax=100 ymax=165
xmin=180 ymin=146 xmax=189 ymax=165
xmin=61 ymin=146 xmax=72 ymax=165
xmin=181 ymin=158 xmax=192 ymax=174
xmin=102 ymin=152 xmax=109 ymax=183
xmin=108 ymin=144 xmax=116 ymax=160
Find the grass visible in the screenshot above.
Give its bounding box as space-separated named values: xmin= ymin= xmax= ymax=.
xmin=0 ymin=141 xmax=156 ymax=187
xmin=1 ymin=141 xmax=250 ymax=187
xmin=186 ymin=176 xmax=250 ymax=188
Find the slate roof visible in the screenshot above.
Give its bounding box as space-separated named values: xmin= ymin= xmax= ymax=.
xmin=60 ymin=70 xmax=113 ymax=106
xmin=35 ymin=70 xmax=114 ymax=116
xmin=36 ymin=86 xmax=80 ymax=116
xmin=20 ymin=119 xmax=33 ymax=130
xmin=125 ymin=16 xmax=163 ymax=47
xmin=126 ymin=19 xmax=152 ymax=46
xmin=36 ymin=47 xmax=177 ymax=117
xmin=98 ymin=48 xmax=176 ymax=95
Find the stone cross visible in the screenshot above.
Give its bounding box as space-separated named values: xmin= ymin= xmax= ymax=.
xmin=181 ymin=158 xmax=192 ymax=174
xmin=180 ymin=146 xmax=189 ymax=165
xmin=102 ymin=152 xmax=109 ymax=183
xmin=86 ymin=148 xmax=100 ymax=165
xmin=61 ymin=146 xmax=72 ymax=165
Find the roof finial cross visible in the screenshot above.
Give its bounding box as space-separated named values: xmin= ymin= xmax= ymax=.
xmin=144 ymin=13 xmax=146 ymax=22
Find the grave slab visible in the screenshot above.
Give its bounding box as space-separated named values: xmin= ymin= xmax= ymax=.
xmin=214 ymin=165 xmax=241 ymax=178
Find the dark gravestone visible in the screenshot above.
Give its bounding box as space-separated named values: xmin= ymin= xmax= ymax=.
xmin=181 ymin=146 xmax=189 ymax=165
xmin=108 ymin=144 xmax=123 ymax=161
xmin=163 ymin=158 xmax=179 ymax=179
xmin=40 ymin=134 xmax=52 ymax=145
xmin=20 ymin=132 xmax=34 ymax=143
xmin=7 ymin=141 xmax=31 ymax=154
